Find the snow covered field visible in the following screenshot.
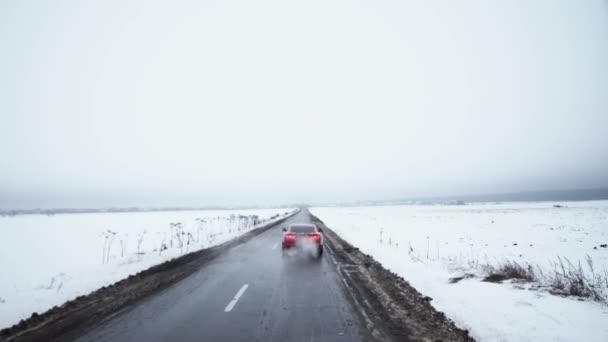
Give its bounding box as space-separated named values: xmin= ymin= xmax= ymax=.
xmin=0 ymin=208 xmax=294 ymax=329
xmin=312 ymin=202 xmax=608 ymax=342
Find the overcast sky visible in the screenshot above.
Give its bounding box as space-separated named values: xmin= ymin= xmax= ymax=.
xmin=1 ymin=0 xmax=608 ymax=209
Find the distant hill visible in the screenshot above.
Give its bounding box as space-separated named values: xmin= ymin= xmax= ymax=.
xmin=443 ymin=188 xmax=608 ymax=203
xmin=325 ymin=188 xmax=608 ymax=207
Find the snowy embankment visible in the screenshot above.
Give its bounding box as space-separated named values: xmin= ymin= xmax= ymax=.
xmin=0 ymin=208 xmax=294 ymax=329
xmin=311 ymin=202 xmax=608 ymax=342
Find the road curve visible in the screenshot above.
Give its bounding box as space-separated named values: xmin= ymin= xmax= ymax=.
xmin=77 ymin=210 xmax=364 ymax=342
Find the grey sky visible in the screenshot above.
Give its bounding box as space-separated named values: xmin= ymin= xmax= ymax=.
xmin=2 ymin=0 xmax=608 ymax=209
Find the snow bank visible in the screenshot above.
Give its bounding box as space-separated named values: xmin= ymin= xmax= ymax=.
xmin=311 ymin=202 xmax=608 ymax=342
xmin=0 ymin=208 xmax=294 ymax=329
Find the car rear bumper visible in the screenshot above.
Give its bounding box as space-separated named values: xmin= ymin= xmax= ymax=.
xmin=282 ymin=242 xmax=323 ymax=250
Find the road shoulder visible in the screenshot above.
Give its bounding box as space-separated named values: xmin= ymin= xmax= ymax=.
xmin=313 ymin=214 xmax=475 ymax=342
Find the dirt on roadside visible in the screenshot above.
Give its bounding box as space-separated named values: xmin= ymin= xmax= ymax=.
xmin=0 ymin=213 xmax=297 ymax=342
xmin=311 ymin=214 xmax=475 ymax=342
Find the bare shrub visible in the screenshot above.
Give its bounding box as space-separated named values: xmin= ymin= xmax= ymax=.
xmin=448 ymin=273 xmax=475 ymax=284
xmin=475 ymin=256 xmax=607 ymax=303
xmin=546 ymin=256 xmax=606 ymax=302
xmin=483 ymin=261 xmax=535 ymax=283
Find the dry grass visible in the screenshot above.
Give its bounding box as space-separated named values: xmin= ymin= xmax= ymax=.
xmin=482 ymin=261 xmax=536 ymax=283
xmin=475 ymin=256 xmax=607 ymax=303
xmin=448 ymin=273 xmax=475 ymax=284
xmin=545 ymin=256 xmax=607 ymax=302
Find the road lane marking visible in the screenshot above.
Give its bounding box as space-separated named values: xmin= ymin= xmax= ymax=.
xmin=324 ymin=244 xmax=338 ymax=265
xmin=224 ymin=284 xmax=249 ymax=312
xmin=272 ymin=243 xmax=278 ymax=250
xmin=337 ymin=265 xmax=351 ymax=289
xmin=330 ymin=254 xmax=338 ymax=265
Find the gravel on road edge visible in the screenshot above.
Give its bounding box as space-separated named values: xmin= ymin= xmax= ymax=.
xmin=312 ymin=214 xmax=475 ymax=342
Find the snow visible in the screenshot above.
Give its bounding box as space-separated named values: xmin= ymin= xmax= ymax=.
xmin=311 ymin=201 xmax=608 ymax=342
xmin=0 ymin=208 xmax=294 ymax=329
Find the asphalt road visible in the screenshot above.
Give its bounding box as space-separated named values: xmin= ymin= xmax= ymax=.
xmin=76 ymin=210 xmax=363 ymax=342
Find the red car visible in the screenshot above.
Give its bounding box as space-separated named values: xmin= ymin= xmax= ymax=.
xmin=281 ymin=223 xmax=323 ymax=258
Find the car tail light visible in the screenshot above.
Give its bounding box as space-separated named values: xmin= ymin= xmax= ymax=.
xmin=285 ymin=233 xmax=296 ymax=241
xmin=309 ymin=233 xmax=321 ymax=242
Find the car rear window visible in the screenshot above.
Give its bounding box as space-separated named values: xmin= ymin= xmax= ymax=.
xmin=290 ymin=225 xmax=315 ymax=233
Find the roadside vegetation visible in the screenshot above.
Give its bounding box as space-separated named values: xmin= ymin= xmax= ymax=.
xmin=475 ymin=256 xmax=608 ymax=303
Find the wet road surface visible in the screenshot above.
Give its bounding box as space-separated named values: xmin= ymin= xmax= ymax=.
xmin=77 ymin=210 xmax=363 ymax=342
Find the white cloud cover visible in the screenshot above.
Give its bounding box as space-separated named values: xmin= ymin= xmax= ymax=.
xmin=1 ymin=0 xmax=607 ymax=208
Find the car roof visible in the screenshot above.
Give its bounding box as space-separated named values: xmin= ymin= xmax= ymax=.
xmin=288 ymin=223 xmax=316 ymax=228
xmin=288 ymin=223 xmax=317 ymax=231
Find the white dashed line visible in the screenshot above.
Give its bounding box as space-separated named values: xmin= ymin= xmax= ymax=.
xmin=272 ymin=243 xmax=278 ymax=250
xmin=224 ymin=284 xmax=249 ymax=312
